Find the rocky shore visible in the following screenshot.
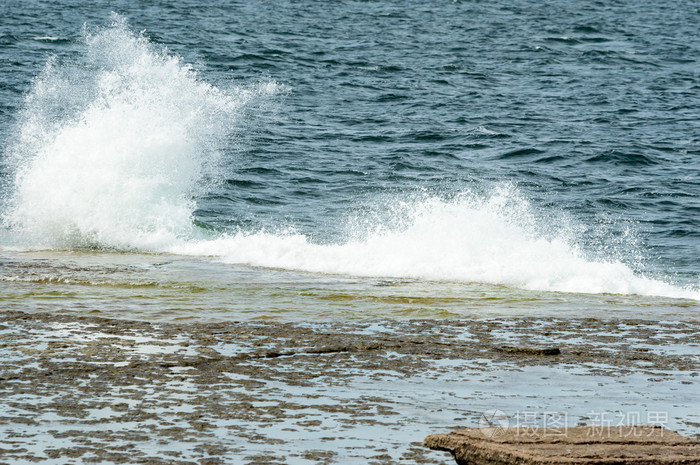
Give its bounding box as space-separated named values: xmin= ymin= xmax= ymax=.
xmin=1 ymin=311 xmax=698 ymax=464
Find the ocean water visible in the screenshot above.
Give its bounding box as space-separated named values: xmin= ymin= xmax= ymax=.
xmin=1 ymin=1 xmax=698 ymax=320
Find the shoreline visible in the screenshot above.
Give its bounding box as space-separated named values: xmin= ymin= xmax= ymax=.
xmin=1 ymin=310 xmax=698 ymax=464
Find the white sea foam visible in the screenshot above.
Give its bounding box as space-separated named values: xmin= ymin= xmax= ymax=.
xmin=32 ymin=36 xmax=66 ymax=42
xmin=3 ymin=16 xmax=699 ymax=301
xmin=171 ymin=191 xmax=700 ymax=300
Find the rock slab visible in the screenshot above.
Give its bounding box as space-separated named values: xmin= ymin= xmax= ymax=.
xmin=425 ymin=426 xmax=700 ymax=464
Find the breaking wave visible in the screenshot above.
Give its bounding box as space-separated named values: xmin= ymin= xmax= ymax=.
xmin=2 ymin=15 xmax=698 ymax=301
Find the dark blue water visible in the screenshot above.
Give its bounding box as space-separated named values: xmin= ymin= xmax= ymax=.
xmin=1 ymin=0 xmax=699 ymax=311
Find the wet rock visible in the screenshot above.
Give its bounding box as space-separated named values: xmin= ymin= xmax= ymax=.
xmin=425 ymin=426 xmax=700 ymax=464
xmin=495 ymin=345 xmax=561 ymax=356
xmin=2 ymin=310 xmax=699 ymax=464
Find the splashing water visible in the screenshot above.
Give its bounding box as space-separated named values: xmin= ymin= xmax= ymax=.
xmin=173 ymin=190 xmax=700 ymax=300
xmin=3 ymin=14 xmax=278 ymax=250
xmin=2 ymin=15 xmax=698 ymax=301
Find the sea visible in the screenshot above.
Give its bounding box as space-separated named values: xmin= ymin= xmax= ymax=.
xmin=0 ymin=0 xmax=698 ymax=321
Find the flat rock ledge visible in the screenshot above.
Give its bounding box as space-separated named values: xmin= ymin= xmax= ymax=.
xmin=425 ymin=426 xmax=700 ymax=465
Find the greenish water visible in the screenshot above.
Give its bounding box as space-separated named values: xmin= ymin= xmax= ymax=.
xmin=1 ymin=250 xmax=696 ymax=321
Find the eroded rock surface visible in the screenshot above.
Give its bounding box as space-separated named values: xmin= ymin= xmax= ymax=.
xmin=0 ymin=311 xmax=698 ymax=464
xmin=425 ymin=426 xmax=700 ymax=464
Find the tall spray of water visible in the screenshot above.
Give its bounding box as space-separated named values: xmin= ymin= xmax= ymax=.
xmin=4 ymin=14 xmax=277 ymax=249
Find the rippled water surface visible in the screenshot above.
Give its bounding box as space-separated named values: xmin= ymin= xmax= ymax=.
xmin=0 ymin=0 xmax=698 ymax=320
